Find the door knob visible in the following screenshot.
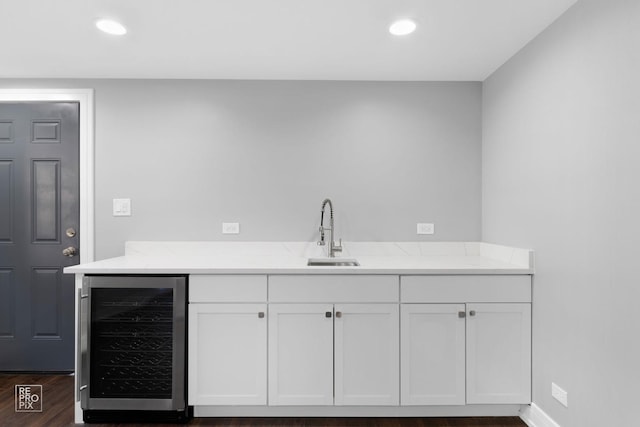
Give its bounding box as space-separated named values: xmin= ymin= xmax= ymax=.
xmin=63 ymin=246 xmax=77 ymax=257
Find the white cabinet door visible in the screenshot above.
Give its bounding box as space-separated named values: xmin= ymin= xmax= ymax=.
xmin=334 ymin=304 xmax=399 ymax=406
xmin=188 ymin=304 xmax=267 ymax=405
xmin=466 ymin=303 xmax=532 ymax=404
xmin=268 ymin=304 xmax=334 ymax=405
xmin=400 ymin=304 xmax=466 ymax=405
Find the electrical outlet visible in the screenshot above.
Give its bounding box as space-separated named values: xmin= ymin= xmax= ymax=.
xmin=417 ymin=223 xmax=434 ymax=235
xmin=222 ymin=222 xmax=240 ymax=234
xmin=112 ymin=198 xmax=131 ymax=216
xmin=552 ymin=382 xmax=568 ymax=407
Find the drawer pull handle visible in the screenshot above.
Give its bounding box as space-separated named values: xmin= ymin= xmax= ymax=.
xmin=469 ymin=310 xmax=476 ymax=317
xmin=325 ymin=311 xmax=332 ymax=318
xmin=258 ymin=312 xmax=265 ymax=318
xmin=336 ymin=311 xmax=342 ymax=318
xmin=458 ymin=311 xmax=466 ymax=318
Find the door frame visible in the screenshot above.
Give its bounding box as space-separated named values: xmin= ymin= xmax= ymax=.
xmin=0 ymin=88 xmax=95 ymax=263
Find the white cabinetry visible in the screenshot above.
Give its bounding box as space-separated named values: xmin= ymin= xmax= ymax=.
xmin=401 ymin=276 xmax=531 ymax=406
xmin=268 ymin=303 xmax=399 ymax=406
xmin=401 ymin=304 xmax=466 ymax=405
xmin=188 ymin=275 xmax=268 ymax=406
xmin=268 ymin=275 xmax=399 ymax=406
xmin=187 ymin=273 xmax=532 ymax=414
xmin=466 ymin=303 xmax=531 ymax=404
xmin=335 ymin=303 xmax=399 ymax=406
xmin=267 ymin=304 xmax=334 ymax=405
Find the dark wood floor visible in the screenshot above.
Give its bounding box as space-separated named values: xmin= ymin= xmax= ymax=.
xmin=0 ymin=374 xmax=527 ymax=427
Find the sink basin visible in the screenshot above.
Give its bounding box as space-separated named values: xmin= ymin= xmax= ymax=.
xmin=307 ymin=258 xmax=360 ymax=267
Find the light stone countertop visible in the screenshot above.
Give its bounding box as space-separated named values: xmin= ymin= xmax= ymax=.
xmin=64 ymin=241 xmax=534 ymax=275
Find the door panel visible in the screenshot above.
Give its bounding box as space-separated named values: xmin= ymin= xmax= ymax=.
xmin=0 ymin=160 xmax=13 ymax=241
xmin=334 ymin=303 xmax=399 ymax=406
xmin=32 ymin=120 xmax=61 ymax=144
xmin=0 ymin=120 xmax=13 ymax=142
xmin=466 ymin=303 xmax=532 ymax=404
xmin=0 ymin=102 xmax=79 ymax=371
xmin=31 ymin=267 xmax=62 ymax=338
xmin=268 ymin=304 xmax=334 ymax=406
xmin=0 ymin=269 xmax=15 ymax=337
xmin=189 ymin=303 xmax=267 ymax=405
xmin=32 ymin=160 xmax=60 ymax=242
xmin=400 ymin=304 xmax=466 ymax=405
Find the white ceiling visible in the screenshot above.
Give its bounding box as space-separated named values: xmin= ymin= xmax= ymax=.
xmin=2 ymin=0 xmax=578 ymax=81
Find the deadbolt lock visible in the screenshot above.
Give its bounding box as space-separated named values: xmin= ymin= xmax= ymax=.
xmin=66 ymin=228 xmax=76 ymax=238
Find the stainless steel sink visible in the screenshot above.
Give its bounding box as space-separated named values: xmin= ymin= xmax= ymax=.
xmin=307 ymin=258 xmax=360 ymax=267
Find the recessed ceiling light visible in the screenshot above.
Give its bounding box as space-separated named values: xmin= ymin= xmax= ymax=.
xmin=389 ymin=19 xmax=417 ymax=36
xmin=96 ymin=19 xmax=127 ymax=36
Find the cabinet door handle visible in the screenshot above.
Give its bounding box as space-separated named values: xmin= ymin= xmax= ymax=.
xmin=458 ymin=311 xmax=466 ymax=318
xmin=258 ymin=312 xmax=265 ymax=318
xmin=469 ymin=310 xmax=476 ymax=317
xmin=325 ymin=311 xmax=332 ymax=318
xmin=335 ymin=311 xmax=342 ymax=318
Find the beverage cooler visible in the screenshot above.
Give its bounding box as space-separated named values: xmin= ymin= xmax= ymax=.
xmin=79 ymin=275 xmax=189 ymax=423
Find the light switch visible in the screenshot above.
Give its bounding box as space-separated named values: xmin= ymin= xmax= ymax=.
xmin=222 ymin=222 xmax=240 ymax=234
xmin=417 ymin=223 xmax=434 ymax=235
xmin=113 ymin=198 xmax=131 ymax=216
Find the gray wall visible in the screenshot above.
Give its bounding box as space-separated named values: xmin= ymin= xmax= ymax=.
xmin=1 ymin=80 xmax=482 ymax=259
xmin=483 ymin=0 xmax=640 ymax=425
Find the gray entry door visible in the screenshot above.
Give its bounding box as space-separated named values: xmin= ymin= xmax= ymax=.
xmin=0 ymin=102 xmax=80 ymax=371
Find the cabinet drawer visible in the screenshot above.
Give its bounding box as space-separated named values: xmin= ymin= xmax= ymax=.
xmin=401 ymin=275 xmax=531 ymax=303
xmin=269 ymin=275 xmax=399 ymax=302
xmin=190 ymin=275 xmax=267 ymax=302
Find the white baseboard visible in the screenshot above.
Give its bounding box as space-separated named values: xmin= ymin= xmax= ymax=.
xmin=520 ymin=403 xmax=561 ymax=427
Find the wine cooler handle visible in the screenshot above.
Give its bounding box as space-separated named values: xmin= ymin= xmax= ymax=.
xmin=79 ymin=280 xmax=89 ymax=407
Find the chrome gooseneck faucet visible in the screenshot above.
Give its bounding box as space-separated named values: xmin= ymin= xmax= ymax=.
xmin=318 ymin=198 xmax=342 ymax=258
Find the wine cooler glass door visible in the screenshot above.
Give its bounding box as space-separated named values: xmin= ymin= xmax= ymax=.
xmin=80 ymin=276 xmax=186 ymax=411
